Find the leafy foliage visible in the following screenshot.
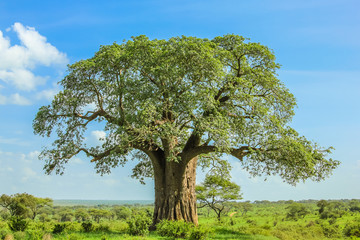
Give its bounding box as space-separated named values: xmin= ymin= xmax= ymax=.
xmin=126 ymin=214 xmax=151 ymax=236
xmin=189 ymin=225 xmax=212 ymax=240
xmin=343 ymin=221 xmax=360 ymax=237
xmin=81 ymin=221 xmax=93 ymax=232
xmin=52 ymin=223 xmax=66 ymax=234
xmin=285 ymin=203 xmax=309 ymax=220
xmin=7 ymin=216 xmax=28 ymax=232
xmin=0 ymin=193 xmax=52 ymax=220
xmin=157 ymin=219 xmax=193 ymax=239
xmin=33 ymin=34 xmax=338 ymax=186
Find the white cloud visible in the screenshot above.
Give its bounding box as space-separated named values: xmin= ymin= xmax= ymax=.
xmin=9 ymin=93 xmax=32 ymax=105
xmin=12 ymin=23 xmax=67 ymax=67
xmin=36 ymin=87 xmax=59 ymax=101
xmin=0 ymin=94 xmax=6 ymax=104
xmin=0 ymin=93 xmax=32 ymax=105
xmin=0 ymin=23 xmax=68 ymax=71
xmin=91 ymin=130 xmax=106 ymax=143
xmin=0 ymin=22 xmax=68 ymax=101
xmin=28 ymin=151 xmax=41 ymax=160
xmin=0 ymin=69 xmax=48 ymax=91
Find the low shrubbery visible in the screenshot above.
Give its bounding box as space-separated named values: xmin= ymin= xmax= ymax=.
xmin=0 ymin=199 xmax=359 ymax=239
xmin=157 ymin=220 xmax=212 ymax=240
xmin=126 ymin=214 xmax=152 ymax=236
xmin=52 ymin=223 xmax=66 ymax=234
xmin=81 ymin=222 xmax=93 ymax=232
xmin=8 ymin=216 xmax=28 ymax=232
xmin=343 ymin=221 xmax=360 ymax=237
xmin=157 ymin=220 xmax=192 ymax=239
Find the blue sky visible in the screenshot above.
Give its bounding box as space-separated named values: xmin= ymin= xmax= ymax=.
xmin=0 ymin=0 xmax=359 ymax=201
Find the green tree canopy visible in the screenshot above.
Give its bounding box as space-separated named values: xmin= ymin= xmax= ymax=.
xmin=0 ymin=193 xmax=52 ymax=220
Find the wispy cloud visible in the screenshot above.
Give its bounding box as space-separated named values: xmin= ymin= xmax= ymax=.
xmin=0 ymin=93 xmax=32 ymax=105
xmin=0 ymin=136 xmax=30 ymax=146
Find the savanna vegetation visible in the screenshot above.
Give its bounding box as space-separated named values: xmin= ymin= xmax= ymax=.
xmin=0 ymin=193 xmax=359 ymax=240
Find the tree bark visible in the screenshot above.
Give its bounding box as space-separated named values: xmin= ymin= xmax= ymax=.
xmin=152 ymin=157 xmax=198 ymax=227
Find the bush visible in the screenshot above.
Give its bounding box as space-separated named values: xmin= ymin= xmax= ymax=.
xmin=189 ymin=225 xmax=212 ymax=240
xmin=67 ymin=233 xmax=84 ymax=240
xmin=285 ymin=203 xmax=309 ymax=221
xmin=126 ymin=214 xmax=151 ymax=236
xmin=26 ymin=229 xmax=45 ymax=240
xmin=8 ymin=217 xmax=28 ymax=232
xmin=320 ymin=222 xmax=341 ymax=238
xmin=114 ymin=207 xmax=132 ymax=220
xmin=157 ymin=220 xmax=193 ymax=239
xmin=52 ymin=223 xmax=66 ymax=234
xmin=246 ymin=219 xmax=257 ymax=226
xmin=0 ymin=229 xmax=11 ymax=240
xmin=343 ymin=222 xmax=360 ymax=237
xmin=81 ymin=222 xmax=93 ymax=232
xmin=95 ymin=222 xmax=110 ymax=232
xmin=110 ymin=220 xmax=128 ymax=233
xmin=12 ymin=231 xmax=26 ymax=240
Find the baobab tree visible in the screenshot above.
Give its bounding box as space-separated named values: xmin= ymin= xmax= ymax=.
xmin=33 ymin=34 xmax=339 ymax=226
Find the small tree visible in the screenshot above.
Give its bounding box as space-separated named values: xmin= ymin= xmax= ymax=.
xmin=75 ymin=208 xmax=90 ymax=222
xmin=58 ymin=208 xmax=74 ymax=222
xmin=237 ymin=202 xmax=253 ymax=216
xmin=0 ymin=193 xmax=52 ymax=220
xmin=89 ymin=209 xmax=112 ymax=223
xmin=196 ymin=159 xmax=242 ymax=221
xmin=113 ymin=206 xmax=132 ymax=220
xmin=286 ymin=203 xmax=309 ymax=220
xmin=317 ymin=200 xmax=328 ymax=214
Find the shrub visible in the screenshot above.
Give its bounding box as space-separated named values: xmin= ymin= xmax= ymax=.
xmin=3 ymin=234 xmax=14 ymax=240
xmin=246 ymin=219 xmax=257 ymax=226
xmin=81 ymin=222 xmax=93 ymax=232
xmin=189 ymin=225 xmax=212 ymax=240
xmin=67 ymin=233 xmax=84 ymax=240
xmin=8 ymin=217 xmax=28 ymax=232
xmin=12 ymin=231 xmax=26 ymax=240
xmin=114 ymin=207 xmax=132 ymax=220
xmin=126 ymin=214 xmax=151 ymax=236
xmin=320 ymin=222 xmax=341 ymax=238
xmin=52 ymin=223 xmax=66 ymax=234
xmin=26 ymin=228 xmax=45 ymax=240
xmin=111 ymin=220 xmax=128 ymax=233
xmin=157 ymin=220 xmax=193 ymax=239
xmin=95 ymin=222 xmax=110 ymax=232
xmin=42 ymin=233 xmax=52 ymax=240
xmin=285 ymin=203 xmax=309 ymax=221
xmin=0 ymin=229 xmax=11 ymax=240
xmin=343 ymin=222 xmax=360 ymax=237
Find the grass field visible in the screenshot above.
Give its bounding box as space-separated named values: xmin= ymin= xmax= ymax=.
xmin=0 ymin=199 xmax=359 ymax=239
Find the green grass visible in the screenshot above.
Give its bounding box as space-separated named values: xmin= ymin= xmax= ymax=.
xmin=1 ymin=200 xmax=359 ymax=239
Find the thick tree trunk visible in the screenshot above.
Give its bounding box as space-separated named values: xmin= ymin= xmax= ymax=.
xmin=152 ymin=157 xmax=198 ymax=227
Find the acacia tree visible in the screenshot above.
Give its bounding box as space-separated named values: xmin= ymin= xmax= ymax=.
xmin=33 ymin=34 xmax=339 ymax=226
xmin=0 ymin=193 xmax=52 ymax=219
xmin=196 ymin=159 xmax=242 ymax=221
